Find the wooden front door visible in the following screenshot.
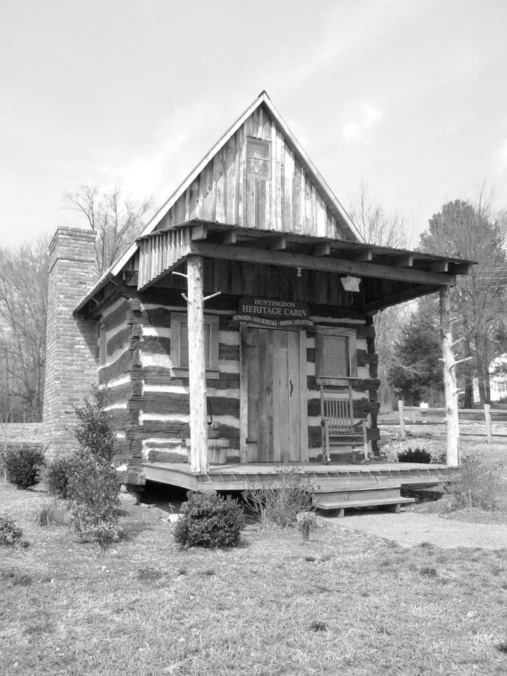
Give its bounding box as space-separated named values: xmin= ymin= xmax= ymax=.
xmin=240 ymin=327 xmax=307 ymax=463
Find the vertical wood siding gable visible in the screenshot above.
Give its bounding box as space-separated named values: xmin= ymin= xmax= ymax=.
xmin=153 ymin=104 xmax=346 ymax=239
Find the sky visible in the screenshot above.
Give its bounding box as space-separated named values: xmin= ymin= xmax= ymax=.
xmin=1 ymin=0 xmax=507 ymax=250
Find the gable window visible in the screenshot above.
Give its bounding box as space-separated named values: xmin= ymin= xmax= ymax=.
xmin=171 ymin=313 xmax=219 ymax=378
xmin=315 ymin=327 xmax=357 ymax=382
xmin=246 ymin=137 xmax=271 ymax=179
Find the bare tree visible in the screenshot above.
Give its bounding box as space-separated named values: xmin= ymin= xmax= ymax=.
xmin=348 ymin=180 xmax=412 ymax=249
xmin=348 ymin=182 xmax=413 ymax=410
xmin=420 ymin=191 xmax=507 ymax=405
xmin=0 ymin=236 xmax=49 ymax=421
xmin=63 ymin=185 xmax=153 ymax=275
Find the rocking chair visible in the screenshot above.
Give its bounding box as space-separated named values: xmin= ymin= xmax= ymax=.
xmin=320 ymin=385 xmax=369 ymax=464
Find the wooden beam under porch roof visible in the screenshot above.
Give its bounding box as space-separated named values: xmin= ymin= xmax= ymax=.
xmin=136 ymin=221 xmax=473 ymax=293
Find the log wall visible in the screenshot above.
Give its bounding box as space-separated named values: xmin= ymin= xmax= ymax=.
xmin=97 ymin=285 xmax=380 ymax=469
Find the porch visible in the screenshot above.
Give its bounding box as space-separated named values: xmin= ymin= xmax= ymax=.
xmin=140 ymin=459 xmax=449 ymax=515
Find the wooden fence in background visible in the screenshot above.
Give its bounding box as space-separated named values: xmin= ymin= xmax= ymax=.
xmin=396 ymin=402 xmax=507 ymax=444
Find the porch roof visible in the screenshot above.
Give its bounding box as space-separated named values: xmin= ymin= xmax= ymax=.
xmin=76 ymin=220 xmax=474 ymax=315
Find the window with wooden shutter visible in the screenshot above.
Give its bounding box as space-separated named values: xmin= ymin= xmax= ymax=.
xmin=315 ymin=327 xmax=357 ymax=382
xmin=171 ymin=313 xmax=219 ymax=379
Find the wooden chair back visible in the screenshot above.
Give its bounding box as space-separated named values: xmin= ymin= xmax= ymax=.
xmin=321 ymin=388 xmax=355 ymax=433
xmin=320 ymin=385 xmax=368 ymax=463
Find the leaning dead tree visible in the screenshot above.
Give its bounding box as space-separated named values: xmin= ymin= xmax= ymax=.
xmin=440 ymin=287 xmax=472 ymax=466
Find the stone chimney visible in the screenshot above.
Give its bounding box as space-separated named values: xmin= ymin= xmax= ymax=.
xmin=43 ymin=227 xmax=98 ymax=457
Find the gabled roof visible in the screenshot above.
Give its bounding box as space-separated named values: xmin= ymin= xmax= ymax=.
xmin=75 ymin=92 xmax=363 ymax=312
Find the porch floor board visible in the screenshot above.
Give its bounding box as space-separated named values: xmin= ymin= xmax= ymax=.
xmin=140 ymin=460 xmax=448 ymax=492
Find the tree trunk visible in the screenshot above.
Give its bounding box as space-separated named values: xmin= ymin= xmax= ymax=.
xmin=475 ymin=335 xmax=486 ymax=406
xmin=462 ymin=334 xmax=473 ymax=409
xmin=484 ymin=359 xmax=491 ymax=404
xmin=440 ymin=287 xmax=459 ymax=466
xmin=187 ymin=255 xmax=208 ymax=474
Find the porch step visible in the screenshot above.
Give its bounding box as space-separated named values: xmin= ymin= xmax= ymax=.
xmin=312 ymin=479 xmax=401 ymax=493
xmin=315 ymin=496 xmax=415 ymax=517
xmin=313 ymin=484 xmax=415 ymax=517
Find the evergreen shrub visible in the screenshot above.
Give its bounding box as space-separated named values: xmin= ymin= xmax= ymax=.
xmin=397 ymin=448 xmax=432 ymax=464
xmin=74 ymin=387 xmax=116 ymax=462
xmin=68 ymin=387 xmax=122 ymax=549
xmin=174 ymin=491 xmax=245 ymax=549
xmin=4 ymin=445 xmax=45 ymax=490
xmin=380 ymin=442 xmax=445 ymax=464
xmin=44 ymin=456 xmax=79 ymax=499
xmin=0 ymin=515 xmax=23 ymax=546
xmin=67 ymin=454 xmax=121 ymax=545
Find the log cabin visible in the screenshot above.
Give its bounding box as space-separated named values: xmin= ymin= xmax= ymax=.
xmin=43 ymin=92 xmax=473 ymax=514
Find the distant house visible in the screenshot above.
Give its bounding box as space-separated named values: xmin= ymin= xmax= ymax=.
xmin=473 ymin=354 xmax=507 ymax=403
xmin=42 ymin=92 xmax=472 ymax=506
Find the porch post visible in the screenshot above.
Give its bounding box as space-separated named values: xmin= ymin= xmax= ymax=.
xmin=440 ymin=287 xmax=459 ymax=466
xmin=187 ymin=255 xmax=208 ymax=473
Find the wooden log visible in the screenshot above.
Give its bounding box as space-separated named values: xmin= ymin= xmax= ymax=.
xmin=356 ymin=350 xmax=379 ymax=366
xmin=218 ymin=344 xmax=240 ymax=361
xmin=139 ymin=307 xmax=172 ymax=328
xmin=99 ymin=350 xmax=134 ymax=382
xmin=132 ymin=393 xmax=240 ymax=417
xmin=440 ymin=287 xmax=459 ymax=466
xmin=187 ymin=255 xmax=208 ymax=473
xmin=103 ymin=382 xmax=133 ymax=405
xmin=103 ymin=300 xmax=130 ymax=332
xmin=106 ymin=327 xmax=130 ymax=355
xmin=140 ymin=337 xmax=171 ymax=355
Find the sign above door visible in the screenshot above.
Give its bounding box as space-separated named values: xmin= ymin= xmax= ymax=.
xmin=232 ymin=297 xmax=314 ymax=329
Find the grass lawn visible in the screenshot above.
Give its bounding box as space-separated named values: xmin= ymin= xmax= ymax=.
xmin=2 ymin=482 xmax=507 ymax=675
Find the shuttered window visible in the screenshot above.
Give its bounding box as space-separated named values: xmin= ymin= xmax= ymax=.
xmin=315 ymin=328 xmax=357 ymax=381
xmin=171 ymin=313 xmax=219 ymax=378
xmin=322 ymin=335 xmax=349 ymax=377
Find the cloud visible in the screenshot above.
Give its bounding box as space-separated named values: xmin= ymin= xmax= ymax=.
xmin=291 ymin=0 xmax=427 ymax=85
xmin=93 ymin=98 xmax=227 ymax=214
xmin=500 ymin=138 xmax=507 ymax=170
xmin=115 ymin=130 xmax=190 ymax=199
xmin=342 ymin=105 xmax=383 ymax=143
